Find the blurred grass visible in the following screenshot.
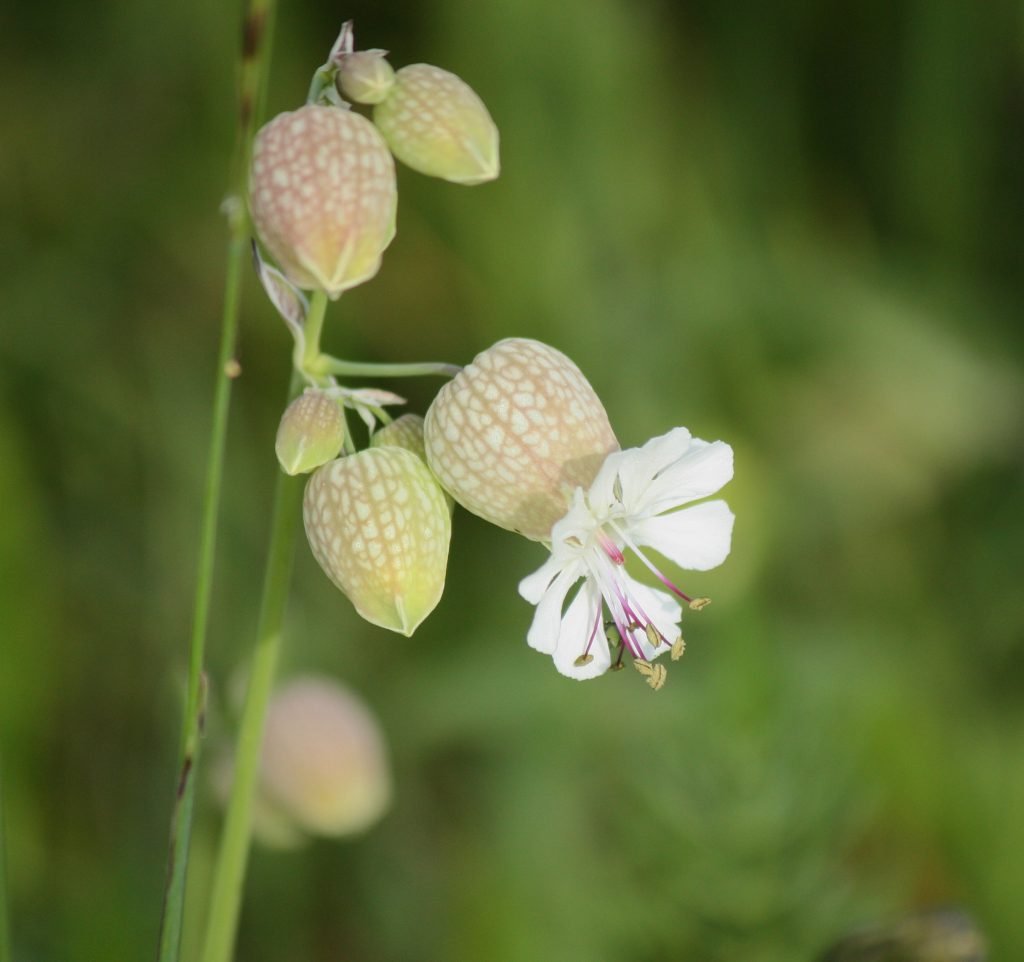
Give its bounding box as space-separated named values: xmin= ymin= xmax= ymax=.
xmin=1 ymin=0 xmax=1022 ymax=960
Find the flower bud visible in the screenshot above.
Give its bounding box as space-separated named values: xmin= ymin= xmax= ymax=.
xmin=215 ymin=676 xmax=391 ymax=843
xmin=369 ymin=413 xmax=428 ymax=459
xmin=424 ymin=338 xmax=619 ymax=541
xmin=275 ymin=390 xmax=346 ymax=476
xmin=337 ymin=50 xmax=395 ymax=105
xmin=249 ymin=104 xmax=397 ymax=297
xmin=371 ymin=414 xmax=454 ymax=512
xmin=373 ymin=64 xmax=499 ymax=185
xmin=303 ymin=447 xmax=451 ymax=635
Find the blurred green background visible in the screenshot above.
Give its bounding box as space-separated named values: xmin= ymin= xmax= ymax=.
xmin=1 ymin=0 xmax=1022 ymax=960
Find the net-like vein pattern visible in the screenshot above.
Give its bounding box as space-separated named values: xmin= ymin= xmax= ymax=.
xmin=250 ymin=105 xmax=397 ymax=296
xmin=303 ymin=447 xmax=450 ymax=635
xmin=425 ymin=338 xmax=619 ymax=541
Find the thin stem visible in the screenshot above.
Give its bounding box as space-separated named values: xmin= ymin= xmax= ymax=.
xmin=156 ymin=0 xmax=278 ymax=958
xmin=310 ymin=354 xmax=462 ymax=380
xmin=199 ymin=292 xmax=327 ymax=962
xmin=301 ymin=300 xmax=327 ymax=371
xmin=0 ymin=754 xmax=11 ymax=962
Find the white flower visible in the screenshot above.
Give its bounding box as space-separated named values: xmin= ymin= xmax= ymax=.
xmin=518 ymin=427 xmax=734 ymax=682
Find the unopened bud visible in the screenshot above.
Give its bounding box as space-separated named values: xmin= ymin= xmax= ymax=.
xmin=373 ymin=64 xmax=499 ymax=185
xmin=275 ymin=391 xmax=346 ymax=475
xmin=424 ymin=338 xmax=618 ymax=541
xmin=369 ymin=413 xmax=428 ymax=460
xmin=303 ymin=447 xmax=451 ymax=635
xmin=259 ymin=676 xmax=391 ymax=838
xmin=372 ymin=414 xmax=455 ymax=512
xmin=249 ymin=105 xmax=397 ymax=297
xmin=337 ymin=50 xmax=395 ymax=105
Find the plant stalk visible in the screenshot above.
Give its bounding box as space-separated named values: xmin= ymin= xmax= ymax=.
xmin=198 ymin=292 xmax=326 ymax=962
xmin=156 ymin=0 xmax=278 ymax=958
xmin=0 ymin=754 xmax=11 ymax=962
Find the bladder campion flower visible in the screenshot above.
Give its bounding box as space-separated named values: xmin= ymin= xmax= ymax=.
xmin=303 ymin=447 xmax=451 ymax=635
xmin=423 ymin=338 xmax=618 ymax=540
xmin=518 ymin=428 xmax=734 ymax=682
xmin=373 ymin=64 xmax=499 ymax=185
xmin=249 ymin=104 xmax=397 ymax=297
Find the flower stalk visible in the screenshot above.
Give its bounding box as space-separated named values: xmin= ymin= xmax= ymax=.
xmin=309 ymin=354 xmax=462 ymax=380
xmin=198 ymin=295 xmax=328 ymax=962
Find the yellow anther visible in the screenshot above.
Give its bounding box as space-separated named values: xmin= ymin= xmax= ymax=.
xmin=688 ymin=597 xmax=711 ymax=611
xmin=644 ymin=623 xmax=662 ymax=649
xmin=670 ymin=636 xmax=686 ymax=661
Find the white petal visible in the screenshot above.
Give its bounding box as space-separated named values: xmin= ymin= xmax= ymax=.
xmin=552 ymin=580 xmax=610 ymax=680
xmin=589 ymin=427 xmax=725 ymax=516
xmin=633 ymin=439 xmax=734 ymax=517
xmin=518 ymin=553 xmax=566 ymax=604
xmin=525 ymin=566 xmax=579 ymax=654
xmin=548 ymin=489 xmax=597 ymax=557
xmin=619 ymin=571 xmax=682 ymax=659
xmin=587 ymin=430 xmax=691 ymax=513
xmin=630 ymin=499 xmax=735 ymax=571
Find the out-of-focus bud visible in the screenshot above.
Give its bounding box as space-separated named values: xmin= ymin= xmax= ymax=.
xmin=303 ymin=447 xmax=451 ymax=635
xmin=249 ymin=104 xmax=397 ymax=298
xmin=275 ymin=390 xmax=346 ymax=476
xmin=337 ymin=50 xmax=396 ymax=105
xmin=424 ymin=338 xmax=619 ymax=541
xmin=371 ymin=414 xmax=454 ymax=512
xmin=260 ymin=677 xmax=391 ymax=838
xmin=215 ymin=676 xmax=391 ymax=844
xmin=373 ymin=64 xmax=499 ymax=185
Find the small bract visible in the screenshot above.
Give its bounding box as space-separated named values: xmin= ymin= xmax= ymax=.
xmin=250 ymin=104 xmax=397 ymax=297
xmin=424 ymin=338 xmax=619 ymax=541
xmin=303 ymin=447 xmax=451 ymax=635
xmin=373 ymin=64 xmax=499 ymax=185
xmin=275 ymin=390 xmax=346 ymax=476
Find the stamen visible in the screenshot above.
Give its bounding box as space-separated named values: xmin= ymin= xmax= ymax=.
xmin=608 ymin=521 xmax=695 ymax=604
xmin=592 ymin=552 xmax=645 ymax=659
xmin=670 ymin=636 xmax=686 ymax=661
xmin=582 ymin=600 xmax=603 ymax=659
xmin=595 ymin=528 xmax=625 ymax=564
xmin=688 ymin=597 xmax=711 ymax=611
xmin=632 ymin=659 xmax=667 ymax=691
xmin=644 ymin=623 xmax=663 ymax=649
xmin=574 ymin=654 xmax=594 ymax=667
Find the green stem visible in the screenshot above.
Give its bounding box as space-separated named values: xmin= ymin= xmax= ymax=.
xmin=0 ymin=754 xmax=11 ymax=962
xmin=156 ymin=0 xmax=278 ymax=959
xmin=310 ymin=354 xmax=462 ymax=380
xmin=199 ymin=292 xmax=327 ymax=962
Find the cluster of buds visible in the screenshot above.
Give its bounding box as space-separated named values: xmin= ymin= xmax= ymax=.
xmin=247 ymin=23 xmax=734 ymax=691
xmin=246 ymin=22 xmax=499 ymax=636
xmin=249 ymin=21 xmax=498 ymax=300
